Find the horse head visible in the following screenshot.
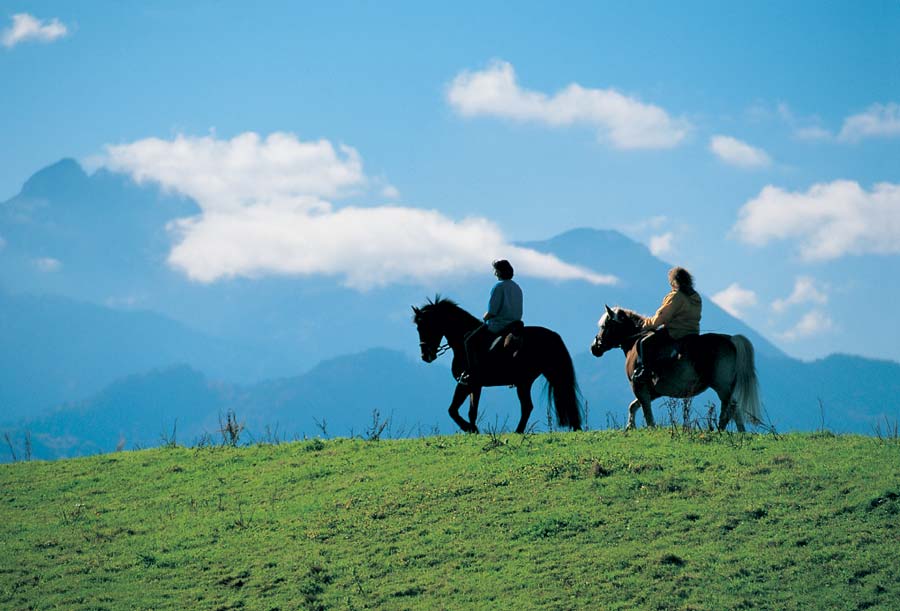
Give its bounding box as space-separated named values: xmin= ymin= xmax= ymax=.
xmin=591 ymin=304 xmax=639 ymax=357
xmin=413 ymin=297 xmax=462 ymax=363
xmin=412 ymin=304 xmax=443 ymax=363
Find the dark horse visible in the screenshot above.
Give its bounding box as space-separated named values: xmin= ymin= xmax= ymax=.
xmin=591 ymin=305 xmax=762 ymax=431
xmin=413 ymin=297 xmax=582 ymax=433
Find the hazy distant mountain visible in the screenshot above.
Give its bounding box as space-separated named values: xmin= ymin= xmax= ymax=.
xmin=19 ymin=350 xmax=456 ymax=460
xmin=0 ymin=158 xmax=196 ymax=300
xmin=0 ymin=159 xmax=783 ymax=371
xmin=0 ymin=291 xmax=282 ymax=423
xmin=23 ymin=365 xmax=227 ymax=459
xmin=14 ymin=345 xmax=899 ymax=461
xmin=0 ymin=160 xmax=784 ymax=414
xmin=233 ymin=348 xmax=458 ymax=438
xmin=756 ymin=353 xmax=900 ymax=432
xmin=2 ymin=159 xmax=899 ymax=460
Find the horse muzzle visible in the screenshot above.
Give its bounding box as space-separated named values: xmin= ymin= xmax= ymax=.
xmin=591 ymin=339 xmax=609 ymax=357
xmin=420 ymin=343 xmax=437 ymax=363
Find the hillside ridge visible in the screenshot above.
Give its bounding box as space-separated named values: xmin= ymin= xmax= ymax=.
xmin=2 ymin=431 xmax=897 ymax=610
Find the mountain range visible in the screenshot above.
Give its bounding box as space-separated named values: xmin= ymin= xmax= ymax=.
xmin=2 ymin=159 xmax=898 ymax=460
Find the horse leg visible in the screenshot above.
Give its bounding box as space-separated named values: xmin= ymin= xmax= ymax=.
xmin=717 ymin=397 xmax=735 ymax=431
xmin=467 ymin=387 xmax=482 ymax=434
xmin=626 ymin=399 xmax=641 ymax=430
xmin=733 ymin=403 xmax=747 ymax=432
xmin=448 ymin=384 xmax=477 ymax=433
xmin=641 ymin=397 xmax=656 ymax=428
xmin=514 ymin=384 xmax=535 ymax=434
xmin=636 ymin=387 xmax=656 ymax=428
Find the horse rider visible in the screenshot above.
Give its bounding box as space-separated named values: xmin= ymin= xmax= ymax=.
xmin=458 ymin=259 xmax=523 ymax=385
xmin=632 ymin=266 xmax=702 ymax=383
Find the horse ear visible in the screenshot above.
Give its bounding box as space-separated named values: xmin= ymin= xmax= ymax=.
xmin=411 ymin=306 xmax=420 ymax=315
xmin=605 ymin=304 xmax=614 ymax=318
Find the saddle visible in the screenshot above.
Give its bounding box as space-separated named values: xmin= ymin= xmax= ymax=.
xmin=661 ymin=334 xmax=701 ymax=365
xmin=633 ymin=332 xmax=699 ymax=386
xmin=489 ymin=320 xmax=525 ymax=356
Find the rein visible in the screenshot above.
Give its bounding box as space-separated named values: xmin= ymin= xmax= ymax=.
xmin=421 ymin=341 xmax=451 ymax=358
xmin=601 ymin=324 xmax=648 ymax=350
xmin=622 ymin=330 xmax=649 ymax=343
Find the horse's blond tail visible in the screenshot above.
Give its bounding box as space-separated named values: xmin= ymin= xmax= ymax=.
xmin=730 ymin=335 xmax=762 ymax=425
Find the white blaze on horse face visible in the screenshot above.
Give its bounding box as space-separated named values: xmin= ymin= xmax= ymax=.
xmin=592 ymin=316 xmax=610 ymax=356
xmin=599 ymin=310 xmax=617 ymax=337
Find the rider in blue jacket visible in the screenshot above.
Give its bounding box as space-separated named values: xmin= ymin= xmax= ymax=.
xmin=459 ymin=259 xmax=523 ymax=385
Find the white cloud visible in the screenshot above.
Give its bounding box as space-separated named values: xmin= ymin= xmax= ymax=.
xmin=446 ymin=60 xmax=690 ymax=150
xmin=381 ymin=184 xmax=400 ymax=200
xmin=711 ymin=283 xmax=758 ymax=318
xmin=772 ymin=276 xmax=828 ymax=313
xmin=839 ymin=103 xmax=900 ymax=142
xmin=34 ymin=257 xmax=61 ymax=272
xmin=747 ymin=102 xmax=833 ymax=142
xmin=732 ymin=180 xmax=900 ymax=261
xmin=750 ymin=101 xmax=900 ymax=143
xmin=101 ymin=132 xmax=617 ymax=289
xmin=165 ymin=206 xmax=616 ymax=288
xmin=709 ymin=135 xmax=771 ymax=168
xmin=648 ymin=232 xmax=674 ymax=256
xmin=793 ymin=125 xmax=832 ymax=141
xmin=779 ymin=310 xmax=834 ymax=341
xmin=2 ymin=13 xmax=68 ymax=48
xmin=778 ymin=103 xmax=832 ymax=141
xmin=627 ymin=215 xmax=668 ymax=233
xmin=103 ymin=132 xmax=366 ymax=210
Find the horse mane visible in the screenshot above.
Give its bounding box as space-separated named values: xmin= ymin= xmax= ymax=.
xmin=607 ymin=306 xmax=645 ymax=330
xmin=415 ymin=294 xmax=481 ymax=327
xmin=425 ymin=294 xmax=454 ymax=308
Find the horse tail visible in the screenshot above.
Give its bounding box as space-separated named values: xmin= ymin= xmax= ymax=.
xmin=730 ymin=335 xmax=762 ymax=425
xmin=541 ymin=332 xmax=583 ymax=431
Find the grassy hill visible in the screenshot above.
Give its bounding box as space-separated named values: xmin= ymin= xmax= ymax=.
xmin=2 ymin=430 xmax=898 ymax=610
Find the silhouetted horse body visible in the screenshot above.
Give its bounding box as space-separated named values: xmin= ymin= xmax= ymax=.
xmin=591 ymin=306 xmax=761 ymax=431
xmin=413 ymin=297 xmax=582 ymax=434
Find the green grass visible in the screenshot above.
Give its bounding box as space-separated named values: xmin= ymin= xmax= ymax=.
xmin=2 ymin=430 xmax=898 ymax=610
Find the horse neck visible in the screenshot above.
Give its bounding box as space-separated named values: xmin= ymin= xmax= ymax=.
xmin=619 ymin=336 xmax=639 ymax=355
xmin=616 ymin=313 xmax=643 ymax=354
xmin=442 ymin=307 xmax=481 ymax=349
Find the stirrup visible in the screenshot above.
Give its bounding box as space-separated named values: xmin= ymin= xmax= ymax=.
xmin=631 ymin=367 xmax=651 ymax=382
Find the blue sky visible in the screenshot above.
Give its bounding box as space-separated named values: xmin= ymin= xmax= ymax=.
xmin=2 ymin=1 xmax=899 ymax=362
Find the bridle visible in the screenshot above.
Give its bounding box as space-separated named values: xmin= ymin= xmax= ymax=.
xmin=421 ymin=341 xmax=451 ymax=358
xmin=593 ymin=317 xmax=646 ymax=354
xmin=419 ymin=336 xmax=451 ymax=364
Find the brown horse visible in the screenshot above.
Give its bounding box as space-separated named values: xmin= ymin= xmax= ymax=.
xmin=590 ymin=305 xmax=762 ymax=431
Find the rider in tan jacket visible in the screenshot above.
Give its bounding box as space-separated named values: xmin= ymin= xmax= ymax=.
xmin=632 ymin=267 xmax=702 ymax=382
xmin=642 ymin=286 xmax=702 ymax=340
